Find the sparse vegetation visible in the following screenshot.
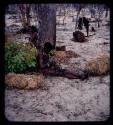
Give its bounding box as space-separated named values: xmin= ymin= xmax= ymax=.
xmin=5 ymin=41 xmax=37 ymax=73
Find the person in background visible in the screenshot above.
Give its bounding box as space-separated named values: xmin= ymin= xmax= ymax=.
xmin=83 ymin=17 xmax=90 ymax=37
xmin=78 ymin=17 xmax=90 ymax=37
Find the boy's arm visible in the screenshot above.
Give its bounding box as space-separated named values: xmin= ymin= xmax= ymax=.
xmin=38 ymin=52 xmax=45 ymax=69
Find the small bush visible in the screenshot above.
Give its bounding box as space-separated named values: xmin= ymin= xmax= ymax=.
xmin=5 ymin=41 xmax=37 ymax=73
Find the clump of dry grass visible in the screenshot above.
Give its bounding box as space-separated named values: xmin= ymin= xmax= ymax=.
xmin=53 ymin=50 xmax=79 ymax=64
xmin=85 ymin=55 xmax=110 ymax=76
xmin=5 ymin=73 xmax=44 ymax=90
xmin=66 ymin=50 xmax=80 ymax=58
xmin=54 ymin=51 xmax=67 ymax=63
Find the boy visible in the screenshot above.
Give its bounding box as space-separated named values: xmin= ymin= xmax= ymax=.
xmin=38 ymin=42 xmax=88 ymax=80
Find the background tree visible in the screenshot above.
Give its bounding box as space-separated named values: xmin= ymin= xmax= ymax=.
xmin=19 ymin=4 xmax=31 ymax=27
xmin=62 ymin=4 xmax=67 ymax=25
xmin=96 ymin=5 xmax=103 ymax=27
xmin=89 ymin=4 xmax=96 ymax=18
xmin=74 ymin=4 xmax=85 ymax=30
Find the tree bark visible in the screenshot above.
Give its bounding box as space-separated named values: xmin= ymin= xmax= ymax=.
xmin=37 ymin=4 xmax=56 ymax=50
xmin=35 ymin=4 xmax=56 ymax=70
xmin=26 ymin=4 xmax=31 ymax=26
xmin=105 ymin=7 xmax=109 ymax=18
xmin=75 ymin=7 xmax=82 ymax=30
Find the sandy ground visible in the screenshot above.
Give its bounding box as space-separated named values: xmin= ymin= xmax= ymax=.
xmin=5 ymin=9 xmax=110 ymax=121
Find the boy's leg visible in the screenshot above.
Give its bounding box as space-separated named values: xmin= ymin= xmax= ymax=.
xmin=63 ymin=69 xmax=88 ymax=80
xmin=42 ymin=68 xmax=77 ymax=78
xmin=86 ymin=25 xmax=89 ymax=37
xmin=42 ymin=68 xmax=88 ymax=80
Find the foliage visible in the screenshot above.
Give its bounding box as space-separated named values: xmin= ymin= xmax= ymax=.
xmin=5 ymin=41 xmax=37 ymax=73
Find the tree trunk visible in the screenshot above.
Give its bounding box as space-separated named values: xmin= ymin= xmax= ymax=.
xmin=63 ymin=7 xmax=66 ymax=25
xmin=105 ymin=7 xmax=109 ymax=18
xmin=37 ymin=4 xmax=56 ymax=50
xmin=19 ymin=4 xmax=31 ymax=27
xmin=35 ymin=4 xmax=56 ymax=70
xmin=26 ymin=4 xmax=31 ymax=26
xmin=19 ymin=4 xmax=26 ymax=27
xmin=75 ymin=7 xmax=82 ymax=30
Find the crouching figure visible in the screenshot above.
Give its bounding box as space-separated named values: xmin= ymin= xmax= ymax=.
xmin=38 ymin=42 xmax=88 ymax=80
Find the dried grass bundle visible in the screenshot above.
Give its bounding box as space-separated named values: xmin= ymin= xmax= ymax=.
xmin=85 ymin=55 xmax=110 ymax=76
xmin=5 ymin=73 xmax=44 ymax=89
xmin=54 ymin=51 xmax=67 ymax=63
xmin=53 ymin=50 xmax=79 ymax=64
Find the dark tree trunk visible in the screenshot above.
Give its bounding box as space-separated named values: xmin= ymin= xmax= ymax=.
xmin=37 ymin=4 xmax=56 ymax=50
xmin=75 ymin=7 xmax=82 ymax=30
xmin=105 ymin=7 xmax=109 ymax=18
xmin=19 ymin=4 xmax=31 ymax=27
xmin=26 ymin=4 xmax=31 ymax=26
xmin=35 ymin=4 xmax=56 ymax=70
xmin=19 ymin=4 xmax=26 ymax=27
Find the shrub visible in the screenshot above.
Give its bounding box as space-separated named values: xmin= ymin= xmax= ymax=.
xmin=5 ymin=41 xmax=37 ymax=73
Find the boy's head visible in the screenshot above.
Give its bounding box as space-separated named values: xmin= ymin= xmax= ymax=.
xmin=44 ymin=42 xmax=53 ymax=54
